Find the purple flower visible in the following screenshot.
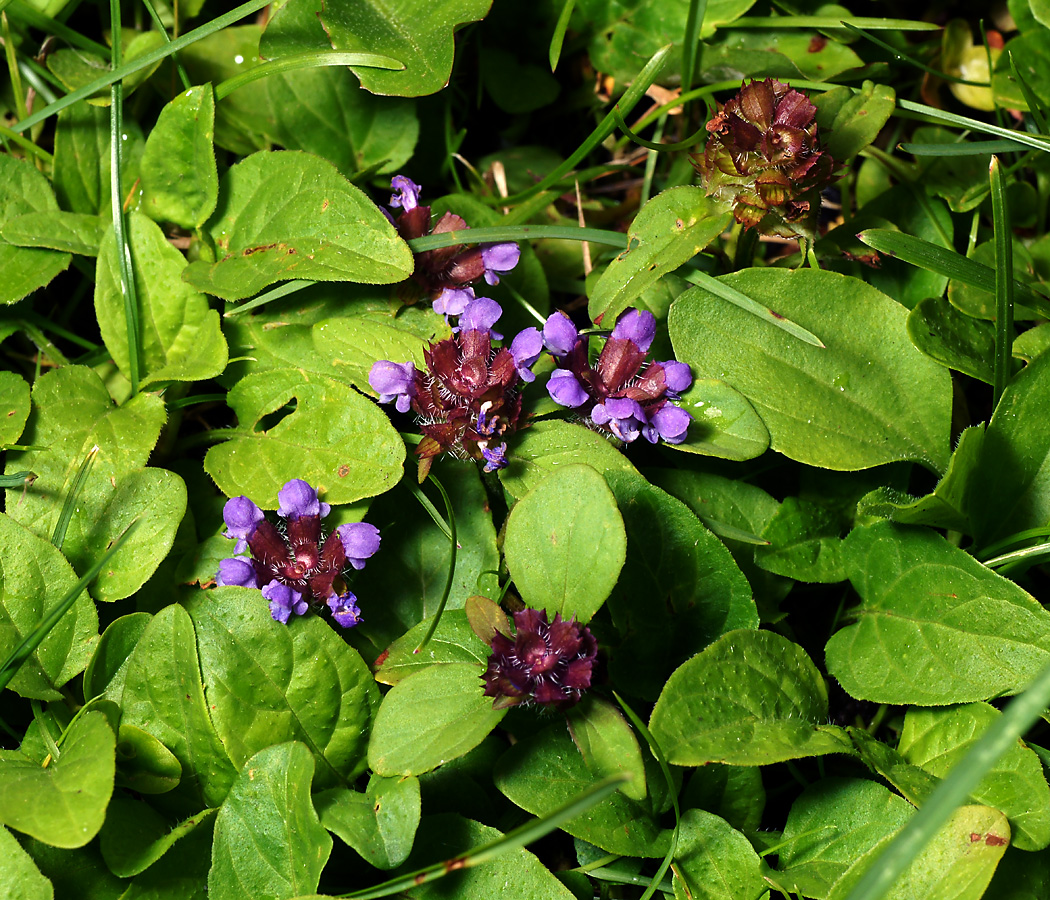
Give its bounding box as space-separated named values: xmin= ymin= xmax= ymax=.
xmin=480 ymin=242 xmax=520 ymax=285
xmin=482 ymin=608 xmax=598 ymax=709
xmin=389 ymin=175 xmax=422 ymax=212
xmin=543 ymin=312 xmax=579 ymax=356
xmin=547 ymin=369 xmax=589 ymax=408
xmin=510 ymin=327 xmax=543 ymax=382
xmin=481 ymin=442 xmax=508 ymax=472
xmin=433 ymin=286 xmax=475 ymax=319
xmin=592 ymin=397 xmax=646 ymax=443
xmin=262 ymin=580 xmax=307 ymax=624
xmin=217 ymin=557 xmax=257 ymax=589
xmin=277 ymin=478 xmax=331 ymax=520
xmin=369 ymin=360 xmax=418 ymax=414
xmin=223 ymin=495 xmax=265 ymax=553
xmin=647 ymin=404 xmax=692 ymax=444
xmin=457 ymin=297 xmax=503 ymax=340
xmin=327 ymin=592 xmax=362 ymax=629
xmin=336 ymin=522 xmax=381 ymax=570
xmin=612 ymin=309 xmax=656 ymax=352
xmin=661 ymin=360 xmax=692 ymax=397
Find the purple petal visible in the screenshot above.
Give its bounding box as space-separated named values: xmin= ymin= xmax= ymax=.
xmin=369 ymin=360 xmax=417 ymax=409
xmin=217 ymin=557 xmax=257 ymax=589
xmin=604 ymin=397 xmax=644 ymax=420
xmin=389 ymin=175 xmax=422 ymax=211
xmin=336 ymin=522 xmax=381 ymax=570
xmin=480 ymin=243 xmax=520 ymax=285
xmin=547 ymin=369 xmax=589 ymax=408
xmin=328 ymin=592 xmax=362 ymax=628
xmin=612 ymin=309 xmax=656 ymax=352
xmin=510 ymin=327 xmax=543 ymax=382
xmin=223 ymin=495 xmax=265 ymax=553
xmin=277 ymin=479 xmax=329 ymax=520
xmin=458 ymin=297 xmax=503 ymax=340
xmin=433 ymin=286 xmax=475 ymax=318
xmin=543 ymin=312 xmax=579 ymax=356
xmin=481 ymin=442 xmax=508 ymax=472
xmin=652 ymin=404 xmax=692 ymax=443
xmin=661 ymin=361 xmax=692 ymax=395
xmin=262 ymin=580 xmax=307 ymax=624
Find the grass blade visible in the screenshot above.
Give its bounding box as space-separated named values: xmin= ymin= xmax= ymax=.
xmin=0 ymin=471 xmax=35 ymax=488
xmin=841 ymin=21 xmax=987 ymax=86
xmin=723 ymin=16 xmax=940 ymax=30
xmin=1008 ymin=51 xmax=1049 ymax=134
xmin=548 ymin=0 xmax=576 ymax=71
xmin=895 ymin=98 xmax=1050 ymax=155
xmin=413 ymin=474 xmax=458 ymax=654
xmin=51 ymin=445 xmax=97 ymax=550
xmin=899 ymin=139 xmax=1030 ymax=156
xmin=989 ymin=156 xmax=1014 ymax=408
xmin=214 ymin=51 xmax=404 ymax=100
xmin=7 ymin=0 xmax=109 ymax=55
xmin=223 ymin=279 xmax=315 ymax=317
xmin=680 ymin=0 xmax=708 ymax=97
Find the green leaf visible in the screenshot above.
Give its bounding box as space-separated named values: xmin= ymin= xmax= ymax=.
xmin=374 ymin=609 xmax=489 ymax=686
xmin=53 ymin=102 xmax=109 ymax=215
xmin=0 ymin=513 xmax=98 ymax=701
xmin=649 ymin=629 xmax=853 ymax=766
xmin=14 ymin=837 xmax=125 ymax=900
xmin=697 ymin=29 xmax=863 ymax=84
xmin=948 ymin=239 xmax=1044 ymax=321
xmin=669 ymin=268 xmax=952 ymax=472
xmin=184 ymin=586 xmax=379 ymax=787
xmin=114 ymin=723 xmax=183 ymax=794
xmin=46 ymin=31 xmax=165 ymax=105
xmin=100 ymin=800 xmax=213 ymax=877
xmin=0 ymin=371 xmax=30 ymax=446
xmin=813 ymin=81 xmax=896 ymax=161
xmin=203 ymin=368 xmax=405 ymax=506
xmin=96 ymin=212 xmax=229 ymax=386
xmin=140 ymin=84 xmax=219 ymax=229
xmin=209 ymin=742 xmax=331 ymax=900
xmin=825 ymin=523 xmax=1050 ymax=705
xmin=503 ymin=464 xmax=626 ymax=623
xmin=0 ymin=824 xmax=52 ymax=900
xmin=0 ymin=211 xmax=106 ymax=256
xmin=899 ymin=703 xmax=1050 ymax=851
xmin=0 ymin=155 xmax=71 ymax=305
xmin=588 ymin=188 xmax=731 ymax=323
xmin=667 ymin=378 xmax=770 ymax=462
xmin=481 ymin=46 xmax=560 ymax=113
xmin=0 ymin=711 xmax=115 ymax=848
xmin=315 ymin=774 xmax=421 ymax=869
xmin=754 ymin=497 xmax=848 ymax=583
xmin=84 ymin=616 xmax=151 ymax=704
xmin=316 ymin=0 xmax=492 ymax=97
xmin=120 ymin=604 xmax=237 ymax=809
xmin=670 ymin=808 xmax=767 ymax=900
xmin=494 ymin=724 xmax=670 ymax=857
xmin=907 ymin=296 xmax=997 ymax=384
xmin=849 ymin=727 xmax=941 ymax=810
xmin=567 ymin=695 xmax=647 ymax=802
xmin=368 ymin=663 xmax=506 ymax=777
xmin=118 ymin=812 xmax=213 ymax=899
xmin=777 ymin=778 xmax=915 ymax=900
xmin=183 ymin=150 xmax=413 ymax=300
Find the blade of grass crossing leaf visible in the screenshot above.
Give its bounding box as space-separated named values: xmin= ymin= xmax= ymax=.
xmin=139 ymin=0 xmax=191 ymax=91
xmin=223 ymin=279 xmax=314 ymax=317
xmin=990 ymin=156 xmax=1014 ymax=407
xmin=408 ymin=481 xmax=452 ymax=541
xmin=977 ymin=525 xmax=1050 ymax=560
xmin=214 ymin=51 xmax=404 ymax=100
xmin=8 ymin=0 xmax=109 ymax=56
xmin=725 ymin=16 xmax=939 ymax=29
xmin=612 ymin=107 xmax=707 ymax=151
xmin=109 ymin=0 xmax=140 ymax=396
xmin=983 ymin=542 xmax=1050 ymax=569
xmin=841 ymin=22 xmax=988 ymax=86
xmin=549 ymin=0 xmax=575 ymax=71
xmin=51 ymin=445 xmax=98 ymax=550
xmin=0 ymin=122 xmax=51 ymax=163
xmin=894 ymin=99 xmax=1050 ymax=155
xmin=614 ymin=692 xmax=681 ymax=900
xmin=341 ymin=775 xmax=629 ymax=899
xmin=1008 ymin=51 xmax=1049 ymax=134
xmin=2 ymin=13 xmax=26 ymax=119
xmin=681 ymin=0 xmax=707 ymax=97
xmin=413 ymin=474 xmax=458 ymax=653
xmin=0 ymin=471 xmax=35 ymax=487
xmin=898 ymin=139 xmax=1030 ymax=156
xmin=845 ymin=658 xmax=1050 ymax=900
xmin=640 ymin=114 xmax=665 ymax=207
xmin=0 ymin=521 xmax=139 ymax=694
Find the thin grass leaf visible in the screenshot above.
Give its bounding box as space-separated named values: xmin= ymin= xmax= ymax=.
xmin=895 ymin=98 xmax=1050 ymax=155
xmin=340 ymin=774 xmax=629 ymax=899
xmin=680 ymin=0 xmax=708 ymax=97
xmin=214 ymin=51 xmax=404 ymax=101
xmin=841 ymin=22 xmax=988 ymax=86
xmin=166 ymin=393 xmax=227 ymax=409
xmin=7 ymin=0 xmax=109 ymax=56
xmin=0 ymin=520 xmax=139 ymax=694
xmin=857 ymin=228 xmax=1050 ymax=314
xmin=139 ymin=0 xmax=191 ymax=92
xmin=408 ymin=225 xmax=630 ymax=252
xmin=51 ymin=445 xmax=98 ymax=550
xmin=983 ymin=542 xmax=1050 ymax=569
xmin=413 ymin=474 xmax=458 ymax=654
xmin=549 ymin=0 xmax=576 ymax=71
xmin=1008 ymin=51 xmax=1049 ymax=134
xmin=223 ymin=279 xmax=314 ymax=318
xmin=0 ymin=471 xmax=35 ymax=488
xmin=612 ymin=106 xmax=706 ymax=151
xmin=899 ymin=139 xmax=1030 ymax=156
xmin=3 ymin=12 xmax=26 ymax=119
xmin=408 ymin=481 xmax=453 ymax=542
xmin=844 ymin=658 xmax=1050 ymax=900
xmin=640 ymin=114 xmax=666 ymax=207
xmin=0 ymin=121 xmax=52 ymax=162
xmin=977 ymin=526 xmax=1050 ymax=560
xmin=723 ymin=16 xmax=939 ymax=30
xmin=990 ymin=156 xmax=1014 ymax=408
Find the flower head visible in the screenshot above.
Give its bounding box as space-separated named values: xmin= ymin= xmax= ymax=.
xmin=482 ymin=609 xmax=598 ymax=709
xmin=369 ymin=360 xmax=417 ymax=414
xmin=480 ymin=243 xmax=521 ymax=285
xmin=216 ymin=479 xmax=379 ymax=628
xmin=510 ymin=327 xmax=543 ymax=383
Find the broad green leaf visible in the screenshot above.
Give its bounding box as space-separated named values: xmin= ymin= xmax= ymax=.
xmin=315 ymin=774 xmax=421 ymax=869
xmin=669 ymin=268 xmax=952 ymax=472
xmin=603 ymin=470 xmax=757 ymax=700
xmin=849 ymin=727 xmax=941 ymax=809
xmin=503 ymin=464 xmax=626 ymax=623
xmin=0 ymin=711 xmax=115 ymax=848
xmin=203 ymin=368 xmax=405 ymax=506
xmin=948 ymin=239 xmax=1045 ymax=321
xmin=374 ymin=610 xmax=489 ymax=686
xmin=899 ymin=703 xmax=1050 ymax=851
xmin=1013 ymin=321 xmax=1050 ymax=363
xmin=209 ymin=742 xmax=331 ymax=900
xmin=140 ymin=84 xmax=219 ymax=229
xmin=777 ymin=778 xmax=914 ymax=899
xmin=494 ymin=725 xmax=670 ymax=857
xmin=813 ymin=81 xmax=896 ymax=161
xmin=754 ymin=497 xmax=848 ymax=583
xmin=83 ymin=612 xmax=151 ymax=702
xmin=907 ymin=296 xmax=997 ymax=384
xmin=184 ymin=587 xmax=379 ymax=787
xmin=0 ymin=824 xmax=52 ymax=900
xmin=100 ymin=800 xmax=213 ymax=877
xmin=827 ymin=805 xmax=1008 ymax=900
xmin=15 ymin=838 xmax=125 ymax=900
xmin=826 ymin=523 xmax=1050 ymax=705
xmin=0 ymin=371 xmax=30 ymax=446
xmin=667 ymin=378 xmax=770 ymax=462
xmin=183 ymin=150 xmax=413 ymax=299
xmin=46 ymin=31 xmax=165 ymax=105
xmin=0 ymin=513 xmax=98 ymax=700
xmin=670 ymin=808 xmax=767 ymax=900
xmin=0 ymin=211 xmax=106 ymax=256
xmin=969 ymin=350 xmax=1050 ymax=549
xmin=317 ymin=0 xmax=492 ymax=96
xmin=589 ymin=189 xmax=732 ymax=322
xmin=96 ymin=212 xmax=229 ymax=386
xmin=567 ymin=695 xmax=647 ymax=802
xmin=368 ymin=663 xmax=506 ymax=777
xmin=649 ymin=629 xmax=853 ymax=766
xmin=698 ymin=29 xmax=862 ymax=84
xmin=118 ymin=815 xmax=212 ymax=900
xmin=121 ymin=604 xmax=237 ymax=809
xmin=481 ymin=45 xmax=560 ymax=113
xmin=681 ymin=764 xmax=765 ymax=833
xmin=0 ymin=155 xmax=71 ymax=305
xmin=114 ymin=723 xmax=183 ymax=794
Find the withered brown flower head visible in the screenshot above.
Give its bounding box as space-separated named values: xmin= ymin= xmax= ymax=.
xmin=695 ymin=78 xmax=835 ymax=240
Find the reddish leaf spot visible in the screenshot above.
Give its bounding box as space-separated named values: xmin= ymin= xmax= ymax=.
xmin=444 ymin=857 xmax=466 ymax=872
xmin=970 ymin=832 xmax=982 ymax=843
xmin=374 ymin=649 xmax=390 ymax=668
xmin=769 ymin=309 xmax=786 ymax=320
xmin=808 ymin=35 xmax=827 ymax=52
xmin=338 ymin=464 xmax=350 ymax=477
xmin=986 ymin=833 xmax=1008 ymax=846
